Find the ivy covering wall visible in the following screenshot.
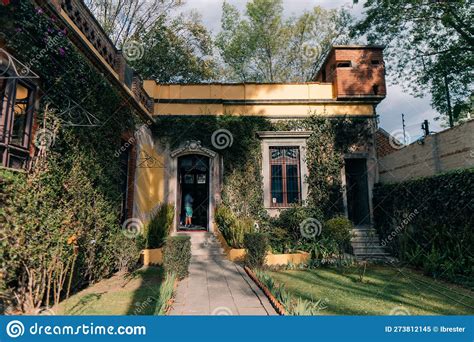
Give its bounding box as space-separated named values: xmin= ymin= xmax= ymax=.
xmin=0 ymin=2 xmax=145 ymax=313
xmin=373 ymin=168 xmax=474 ymax=285
xmin=154 ymin=115 xmax=373 ymax=245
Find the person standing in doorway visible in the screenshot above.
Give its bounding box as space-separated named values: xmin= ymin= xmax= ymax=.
xmin=184 ymin=193 xmax=194 ymax=227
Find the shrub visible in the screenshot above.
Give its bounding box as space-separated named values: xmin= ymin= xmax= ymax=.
xmin=163 ymin=236 xmax=191 ymax=279
xmin=244 ymin=233 xmax=268 ymax=269
xmin=273 ymin=206 xmax=323 ymax=244
xmin=113 ymin=233 xmax=145 ymax=272
xmin=215 ymin=205 xmax=254 ymax=248
xmin=373 ymin=168 xmax=474 ymax=283
xmin=145 ymin=203 xmax=174 ymax=249
xmin=323 ymin=216 xmax=353 ymax=253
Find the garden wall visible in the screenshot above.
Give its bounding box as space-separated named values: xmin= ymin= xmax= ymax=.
xmin=378 ymin=120 xmax=474 ymax=183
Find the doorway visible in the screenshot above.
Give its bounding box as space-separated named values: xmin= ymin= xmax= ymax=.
xmin=345 ymin=158 xmax=371 ymax=226
xmin=177 ymin=154 xmax=210 ymax=231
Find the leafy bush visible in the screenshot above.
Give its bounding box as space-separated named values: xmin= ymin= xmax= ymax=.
xmin=113 ymin=233 xmax=145 ymax=272
xmin=323 ymin=216 xmax=353 ymax=253
xmin=145 ymin=204 xmax=174 ymax=249
xmin=215 ymin=205 xmax=254 ymax=248
xmin=266 ymin=227 xmax=291 ymax=254
xmin=373 ymin=169 xmax=474 ymax=283
xmin=163 ymin=236 xmax=191 ymax=279
xmin=272 ymin=206 xmax=323 ymax=244
xmin=244 ymin=233 xmax=268 ymax=269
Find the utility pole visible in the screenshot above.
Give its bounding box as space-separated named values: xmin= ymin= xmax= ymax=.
xmin=421 ymin=120 xmax=430 ymax=137
xmin=444 ymin=73 xmax=454 ymax=128
xmin=401 ymin=113 xmax=407 ymax=144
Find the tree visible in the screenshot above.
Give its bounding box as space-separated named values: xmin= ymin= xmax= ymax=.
xmin=84 ymin=0 xmax=182 ymax=47
xmin=85 ymin=1 xmax=215 ymax=82
xmin=130 ymin=14 xmax=215 ymax=82
xmin=352 ymin=0 xmax=473 ymax=125
xmin=215 ymin=0 xmax=352 ymax=82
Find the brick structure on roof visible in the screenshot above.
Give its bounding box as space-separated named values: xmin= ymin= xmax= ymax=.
xmin=315 ymin=46 xmax=386 ymax=100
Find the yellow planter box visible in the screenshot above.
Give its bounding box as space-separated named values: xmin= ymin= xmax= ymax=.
xmin=265 ymin=252 xmax=310 ymax=266
xmin=214 ymin=228 xmax=310 ymax=265
xmin=141 ymin=248 xmax=163 ymax=266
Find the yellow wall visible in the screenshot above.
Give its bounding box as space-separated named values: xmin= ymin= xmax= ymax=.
xmin=143 ymin=82 xmax=376 ymax=117
xmin=154 ymin=103 xmax=374 ymax=117
xmin=134 ymin=142 xmax=166 ymax=221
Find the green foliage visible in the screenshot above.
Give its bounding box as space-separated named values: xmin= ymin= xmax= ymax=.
xmin=244 ymin=233 xmax=268 ymax=269
xmin=254 ymin=269 xmax=324 ymax=315
xmin=216 ymin=0 xmax=352 ymax=82
xmin=215 ymin=205 xmax=254 ymax=248
xmin=154 ymin=115 xmax=271 ymax=220
xmin=323 ymin=216 xmax=353 ymax=253
xmin=131 ymin=17 xmax=216 ymax=82
xmin=373 ymin=168 xmax=474 ymax=284
xmin=0 ymin=2 xmax=144 ymax=313
xmin=352 ymin=0 xmax=473 ymax=125
xmin=163 ymin=236 xmax=191 ymax=279
xmin=270 ymin=206 xmax=322 ymax=250
xmin=112 ymin=233 xmax=146 ymax=272
xmin=154 ymin=272 xmax=176 ymax=315
xmin=145 ymin=204 xmax=175 ymax=249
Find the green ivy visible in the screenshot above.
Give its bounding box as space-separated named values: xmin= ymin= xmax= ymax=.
xmin=1 ymin=2 xmax=145 ymax=313
xmin=373 ymin=168 xmax=474 ymax=284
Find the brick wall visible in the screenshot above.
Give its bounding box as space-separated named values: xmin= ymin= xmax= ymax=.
xmin=375 ymin=128 xmax=399 ymax=158
xmin=315 ymin=47 xmax=386 ymax=99
xmin=378 ymin=120 xmax=474 ymax=183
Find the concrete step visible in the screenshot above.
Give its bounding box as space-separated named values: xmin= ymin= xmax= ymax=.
xmin=352 ymin=229 xmax=379 ymax=238
xmin=350 ymin=228 xmax=391 ymax=261
xmin=353 ymin=247 xmax=387 ymax=255
xmin=351 ymin=236 xmax=381 ymax=243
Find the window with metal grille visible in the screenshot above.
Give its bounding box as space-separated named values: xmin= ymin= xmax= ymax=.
xmin=269 ymin=146 xmax=301 ymax=207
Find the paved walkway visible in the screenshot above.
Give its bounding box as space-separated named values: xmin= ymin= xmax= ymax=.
xmin=169 ymin=232 xmax=277 ymax=316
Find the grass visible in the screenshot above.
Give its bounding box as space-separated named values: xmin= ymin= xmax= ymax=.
xmin=266 ymin=265 xmax=474 ymax=315
xmin=55 ymin=266 xmax=174 ymax=315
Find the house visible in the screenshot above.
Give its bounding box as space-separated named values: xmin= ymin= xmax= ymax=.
xmin=131 ymin=46 xmax=387 ymax=232
xmin=1 ymin=0 xmax=387 ymax=235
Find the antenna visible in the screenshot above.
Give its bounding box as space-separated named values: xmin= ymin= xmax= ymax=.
xmin=401 ymin=113 xmax=407 ymax=144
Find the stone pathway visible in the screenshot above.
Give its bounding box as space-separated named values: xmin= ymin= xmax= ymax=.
xmin=169 ymin=232 xmax=277 ymax=316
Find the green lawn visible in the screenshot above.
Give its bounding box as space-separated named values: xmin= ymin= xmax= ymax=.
xmin=55 ymin=267 xmax=170 ymax=315
xmin=267 ymin=266 xmax=474 ymax=315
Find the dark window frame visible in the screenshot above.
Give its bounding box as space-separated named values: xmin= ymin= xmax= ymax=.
xmin=336 ymin=60 xmax=352 ymax=68
xmin=269 ymin=146 xmax=302 ymax=208
xmin=0 ymin=73 xmax=36 ymax=169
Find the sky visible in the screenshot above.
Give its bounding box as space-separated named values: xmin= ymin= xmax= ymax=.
xmin=177 ymin=0 xmax=444 ymax=141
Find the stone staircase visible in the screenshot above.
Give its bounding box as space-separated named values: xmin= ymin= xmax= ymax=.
xmin=176 ymin=231 xmax=225 ymax=258
xmin=351 ymin=227 xmax=391 ymax=261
